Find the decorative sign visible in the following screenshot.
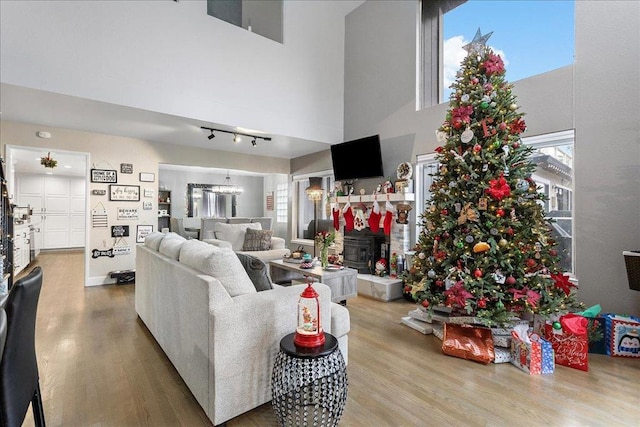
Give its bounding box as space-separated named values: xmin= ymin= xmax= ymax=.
xmin=137 ymin=225 xmax=153 ymax=243
xmin=92 ymin=248 xmax=114 ymax=258
xmin=110 ymin=185 xmax=140 ymax=201
xmin=143 ymin=188 xmax=154 ymax=198
xmin=139 ymin=172 xmax=155 ymax=182
xmin=91 ymin=203 xmax=108 ymax=228
xmin=266 ymin=192 xmax=274 ymax=211
xmin=117 ymin=207 xmax=139 ymax=220
xmin=113 ymin=246 xmax=131 ymax=256
xmin=120 ymin=163 xmax=134 ymax=174
xmin=91 ymin=189 xmax=107 ymax=196
xmin=143 ymin=201 xmax=153 ymax=210
xmin=91 ymin=169 xmax=117 ymax=183
xmin=111 ymin=225 xmax=130 ymax=237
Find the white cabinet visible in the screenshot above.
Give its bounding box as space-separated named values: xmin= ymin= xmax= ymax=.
xmin=16 ymin=174 xmax=86 ymax=249
xmin=13 ymin=224 xmax=30 ymax=276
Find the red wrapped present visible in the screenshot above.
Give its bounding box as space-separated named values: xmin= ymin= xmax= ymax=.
xmin=544 ymin=313 xmax=589 ymax=371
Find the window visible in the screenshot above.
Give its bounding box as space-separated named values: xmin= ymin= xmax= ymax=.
xmin=419 ymin=0 xmax=575 ymax=106
xmin=276 ymin=183 xmax=288 ymax=223
xmin=292 ymin=173 xmax=334 ymax=241
xmin=415 ymin=130 xmax=575 ymax=273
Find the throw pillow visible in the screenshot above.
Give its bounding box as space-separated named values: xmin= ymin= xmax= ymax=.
xmin=179 ymin=240 xmax=256 ymax=297
xmin=242 ymin=228 xmax=273 ymax=251
xmin=144 ymin=232 xmax=166 ymax=251
xmin=236 ymin=253 xmax=273 ymax=291
xmin=159 ymin=236 xmax=186 ymax=260
xmin=213 ymin=222 xmax=262 ymax=251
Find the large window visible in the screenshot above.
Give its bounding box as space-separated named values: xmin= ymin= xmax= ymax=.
xmin=292 ymin=173 xmax=334 ymax=242
xmin=420 ymin=0 xmax=575 ymax=106
xmin=415 ymin=130 xmax=575 ymax=273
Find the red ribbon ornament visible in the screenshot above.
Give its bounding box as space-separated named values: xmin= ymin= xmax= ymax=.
xmin=486 ymin=174 xmax=511 ymax=201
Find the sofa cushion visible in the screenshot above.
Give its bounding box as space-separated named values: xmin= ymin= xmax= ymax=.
xmin=159 ymin=235 xmax=187 ymax=260
xmin=242 ymin=228 xmax=273 ymax=251
xmin=213 ymin=222 xmax=262 ymax=251
xmin=179 ymin=239 xmax=256 ymax=297
xmin=144 ymin=232 xmax=166 ymax=251
xmin=236 ymin=253 xmax=273 ymax=291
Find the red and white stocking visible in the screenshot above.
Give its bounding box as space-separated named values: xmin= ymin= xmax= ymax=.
xmin=383 ymin=200 xmax=394 ymax=235
xmin=342 ymin=202 xmax=354 ymax=232
xmin=368 ymin=200 xmax=381 ymax=233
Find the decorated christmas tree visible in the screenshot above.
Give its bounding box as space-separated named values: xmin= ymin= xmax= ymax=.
xmin=405 ymin=30 xmax=583 ymax=325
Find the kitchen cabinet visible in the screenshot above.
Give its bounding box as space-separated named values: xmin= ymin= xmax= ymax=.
xmin=13 ymin=223 xmax=30 ymax=276
xmin=16 ymin=174 xmax=86 ymax=249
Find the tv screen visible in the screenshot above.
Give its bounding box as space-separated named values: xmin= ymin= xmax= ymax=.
xmin=331 ymin=135 xmax=384 ymax=181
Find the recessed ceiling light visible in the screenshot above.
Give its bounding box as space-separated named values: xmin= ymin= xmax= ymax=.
xmin=45 ymin=172 xmax=53 ymax=175
xmin=64 ymin=165 xmax=72 ymax=169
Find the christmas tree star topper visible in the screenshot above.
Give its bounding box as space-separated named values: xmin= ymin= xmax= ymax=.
xmin=463 ymin=28 xmax=493 ymax=55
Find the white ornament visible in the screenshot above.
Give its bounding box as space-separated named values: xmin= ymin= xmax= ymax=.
xmin=461 ymin=128 xmax=474 ymax=144
xmin=436 ymin=130 xmax=448 ymax=143
xmin=461 ymin=94 xmax=470 ymax=103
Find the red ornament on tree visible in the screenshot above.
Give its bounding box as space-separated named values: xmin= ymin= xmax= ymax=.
xmin=505 ymin=276 xmax=516 ymax=286
xmin=496 ymin=208 xmax=505 ymax=217
xmin=473 ymin=269 xmax=483 ymax=278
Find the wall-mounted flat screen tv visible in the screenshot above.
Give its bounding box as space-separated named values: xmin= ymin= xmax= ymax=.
xmin=331 ymin=135 xmax=384 ymax=181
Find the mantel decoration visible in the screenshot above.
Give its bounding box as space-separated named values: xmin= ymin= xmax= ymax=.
xmin=315 ymin=230 xmax=336 ymax=269
xmin=40 ymin=152 xmax=57 ymax=169
xmin=294 ymin=280 xmax=325 ymax=348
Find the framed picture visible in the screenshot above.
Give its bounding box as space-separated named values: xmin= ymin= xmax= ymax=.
xmin=143 ymin=188 xmax=154 ymax=198
xmin=139 ymin=172 xmax=155 ymax=182
xmin=120 ymin=163 xmax=133 ymax=174
xmin=143 ymin=201 xmax=153 ymax=210
xmin=117 ymin=207 xmax=139 ymax=220
xmin=91 ymin=169 xmax=117 ymax=183
xmin=137 ymin=225 xmax=153 ymax=243
xmin=109 ymin=185 xmax=140 ymax=201
xmin=111 ymin=225 xmax=130 ymax=237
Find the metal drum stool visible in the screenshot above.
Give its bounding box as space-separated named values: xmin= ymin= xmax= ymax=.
xmin=271 ymin=333 xmax=348 ymax=426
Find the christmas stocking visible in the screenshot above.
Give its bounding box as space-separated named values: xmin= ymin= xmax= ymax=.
xmin=332 ymin=204 xmax=340 ymax=231
xmin=354 ymin=209 xmax=366 ymax=231
xmin=342 ymin=203 xmax=354 ymax=232
xmin=384 ymin=200 xmax=394 ymax=235
xmin=368 ymin=200 xmax=381 ymax=232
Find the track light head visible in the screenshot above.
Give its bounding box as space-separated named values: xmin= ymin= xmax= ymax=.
xmin=251 ymin=138 xmax=257 ymax=147
xmin=233 ymin=134 xmax=241 ymax=143
xmin=208 ymin=130 xmax=215 ymax=140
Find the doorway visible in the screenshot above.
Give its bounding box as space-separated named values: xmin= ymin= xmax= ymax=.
xmin=5 ymin=145 xmax=89 ymax=286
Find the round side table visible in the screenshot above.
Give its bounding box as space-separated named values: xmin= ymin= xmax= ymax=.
xmin=271 ymin=333 xmax=348 ymax=426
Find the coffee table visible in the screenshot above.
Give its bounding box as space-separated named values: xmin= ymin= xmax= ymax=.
xmin=269 ymin=259 xmax=357 ymax=304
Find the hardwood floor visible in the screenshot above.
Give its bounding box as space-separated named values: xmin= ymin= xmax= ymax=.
xmin=21 ymin=251 xmax=640 ymax=426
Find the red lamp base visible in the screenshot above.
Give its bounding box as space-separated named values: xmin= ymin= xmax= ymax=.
xmin=294 ymin=329 xmax=326 ymax=348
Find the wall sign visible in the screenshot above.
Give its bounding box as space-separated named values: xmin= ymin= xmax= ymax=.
xmin=91 ymin=189 xmax=107 ymax=196
xmin=117 ymin=207 xmax=139 ymax=220
xmin=137 ymin=225 xmax=153 ymax=243
xmin=139 ymin=172 xmax=155 ymax=182
xmin=143 ymin=201 xmax=153 ymax=210
xmin=120 ymin=163 xmax=134 ymax=174
xmin=91 ymin=169 xmax=117 ymax=183
xmin=110 ymin=185 xmax=140 ymax=201
xmin=143 ymin=188 xmax=154 ymax=198
xmin=111 ymin=225 xmax=130 ymax=237
xmin=92 ymin=248 xmax=114 ymax=258
xmin=91 ymin=203 xmax=108 ymax=228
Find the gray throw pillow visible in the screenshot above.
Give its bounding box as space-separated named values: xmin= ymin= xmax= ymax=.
xmin=242 ymin=228 xmax=272 ymax=251
xmin=236 ymin=253 xmax=273 ymax=291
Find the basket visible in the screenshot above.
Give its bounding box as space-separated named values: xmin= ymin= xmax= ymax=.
xmin=623 ymin=251 xmax=640 ymax=291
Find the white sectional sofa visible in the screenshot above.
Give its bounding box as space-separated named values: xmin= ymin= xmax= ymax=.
xmin=135 ymin=232 xmax=350 ymax=426
xmin=202 ymin=221 xmax=290 ymax=262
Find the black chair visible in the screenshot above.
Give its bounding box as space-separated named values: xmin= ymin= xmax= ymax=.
xmin=0 ymin=266 xmax=45 ymax=427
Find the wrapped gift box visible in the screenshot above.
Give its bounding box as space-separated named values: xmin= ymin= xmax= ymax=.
xmin=510 ymin=326 xmax=554 ymax=375
xmin=492 ymin=347 xmax=511 ymax=364
xmin=603 ymin=313 xmax=640 ymax=358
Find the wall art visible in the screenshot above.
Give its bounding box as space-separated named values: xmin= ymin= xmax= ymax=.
xmin=143 ymin=201 xmax=153 ymax=210
xmin=91 ymin=248 xmax=114 ymax=258
xmin=120 ymin=163 xmax=134 ymax=174
xmin=91 ymin=203 xmax=108 ymax=228
xmin=111 ymin=225 xmax=130 ymax=237
xmin=110 ymin=185 xmax=140 ymax=201
xmin=136 ymin=225 xmax=153 ymax=243
xmin=139 ymin=172 xmax=155 ymax=182
xmin=91 ymin=189 xmax=107 ymax=196
xmin=91 ymin=169 xmax=117 ymax=183
xmin=143 ymin=188 xmax=154 ymax=198
xmin=117 ymin=207 xmax=139 ymax=220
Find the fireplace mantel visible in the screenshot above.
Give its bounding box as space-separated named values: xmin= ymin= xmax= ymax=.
xmin=329 ymin=193 xmax=414 ymax=204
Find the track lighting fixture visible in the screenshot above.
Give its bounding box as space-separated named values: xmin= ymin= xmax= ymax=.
xmin=200 ymin=126 xmax=271 ymax=146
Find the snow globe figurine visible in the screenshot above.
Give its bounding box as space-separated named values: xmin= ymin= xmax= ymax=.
xmin=294 ymin=280 xmax=325 ymax=348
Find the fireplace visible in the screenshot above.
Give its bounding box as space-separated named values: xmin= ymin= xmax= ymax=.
xmin=343 ymin=230 xmax=389 ymax=274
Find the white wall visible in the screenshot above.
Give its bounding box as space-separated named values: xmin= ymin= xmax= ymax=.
xmin=0 ymin=0 xmax=360 ymax=144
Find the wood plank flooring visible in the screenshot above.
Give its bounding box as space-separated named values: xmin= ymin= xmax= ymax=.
xmin=21 ymin=251 xmax=640 ymax=426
